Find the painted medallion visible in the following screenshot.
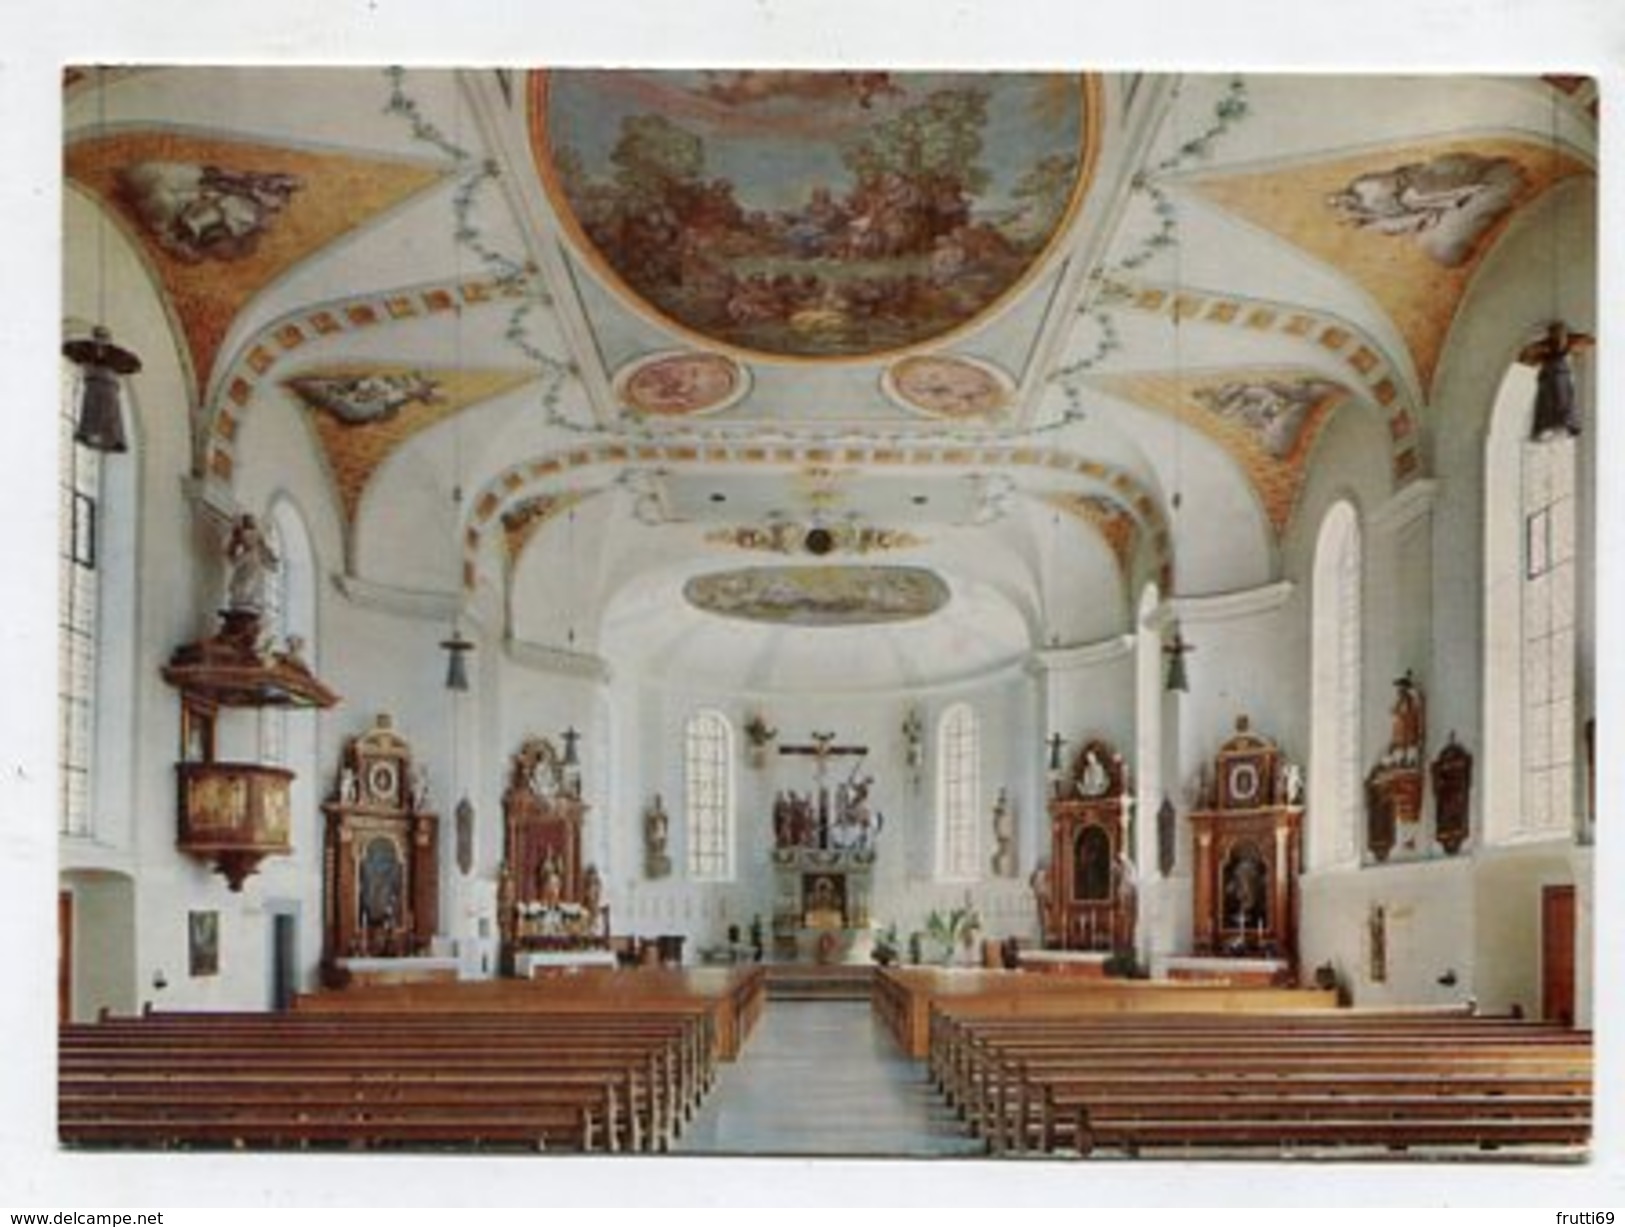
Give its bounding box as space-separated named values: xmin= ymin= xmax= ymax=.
xmin=533 ymin=71 xmax=1098 ymax=359
xmin=616 ymin=351 xmax=747 ymax=417
xmin=885 ymin=354 xmax=1014 ymax=419
xmin=683 ymin=565 xmax=950 ymax=626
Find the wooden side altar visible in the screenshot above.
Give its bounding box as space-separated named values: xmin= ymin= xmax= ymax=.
xmin=1041 ymin=738 xmax=1135 ymax=952
xmin=1188 ymin=716 xmax=1304 ymax=970
xmin=320 ymin=714 xmax=439 ymax=986
xmin=497 ymin=736 xmax=608 ymax=975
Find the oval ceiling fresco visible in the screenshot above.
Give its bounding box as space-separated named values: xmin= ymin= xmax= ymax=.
xmin=531 ymin=70 xmax=1101 ymax=360
xmin=683 ymin=565 xmax=951 ymax=626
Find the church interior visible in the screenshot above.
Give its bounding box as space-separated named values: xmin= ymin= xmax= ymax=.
xmin=51 ymin=65 xmax=1601 ymax=1168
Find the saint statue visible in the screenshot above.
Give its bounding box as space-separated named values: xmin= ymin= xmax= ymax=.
xmin=1519 ymin=320 xmax=1595 ymax=440
xmin=1078 ymin=748 xmax=1110 ymax=797
xmin=225 ymin=513 xmax=278 ymax=614
xmin=1387 ymin=669 xmax=1425 ymax=766
xmin=581 ymin=864 xmax=604 ymax=930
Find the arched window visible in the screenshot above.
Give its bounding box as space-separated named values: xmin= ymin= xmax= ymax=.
xmin=1309 ymin=501 xmax=1362 ymax=869
xmin=684 ymin=709 xmax=734 ymax=881
xmin=1520 ymin=432 xmax=1578 ymax=836
xmin=936 ymin=702 xmax=980 ymax=881
xmin=59 ymin=360 xmax=102 ymax=836
xmin=1485 ymin=363 xmax=1582 ymax=843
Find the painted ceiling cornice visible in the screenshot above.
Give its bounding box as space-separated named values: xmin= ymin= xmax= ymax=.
xmin=203 ymin=274 xmax=535 ymax=484
xmin=462 ymin=440 xmax=1175 ymax=602
xmin=1095 ymin=277 xmax=1424 ymax=485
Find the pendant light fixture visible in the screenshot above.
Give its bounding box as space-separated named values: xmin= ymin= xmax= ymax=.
xmin=65 ymin=69 xmax=140 ymax=453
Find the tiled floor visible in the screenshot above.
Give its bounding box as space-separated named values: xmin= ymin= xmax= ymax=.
xmin=674 ymin=1000 xmax=987 ymax=1158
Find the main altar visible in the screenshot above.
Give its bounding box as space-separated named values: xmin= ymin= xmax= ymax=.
xmin=767 ymin=732 xmax=880 ymax=963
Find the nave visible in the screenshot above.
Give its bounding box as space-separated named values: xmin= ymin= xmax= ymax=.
xmin=675 ymin=1000 xmax=984 ymax=1158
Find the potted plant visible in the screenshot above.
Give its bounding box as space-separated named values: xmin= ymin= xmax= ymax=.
xmin=924 ymin=901 xmax=982 ymax=965
xmin=871 ymin=922 xmax=900 ymax=966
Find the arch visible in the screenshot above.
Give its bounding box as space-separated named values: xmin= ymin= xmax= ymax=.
xmin=1308 ymin=498 xmax=1362 ymax=869
xmin=684 ymin=708 xmax=735 ymax=882
xmin=936 ymin=702 xmax=981 ymax=882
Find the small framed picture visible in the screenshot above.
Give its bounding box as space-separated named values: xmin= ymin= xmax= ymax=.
xmin=189 ymin=909 xmax=219 ymax=977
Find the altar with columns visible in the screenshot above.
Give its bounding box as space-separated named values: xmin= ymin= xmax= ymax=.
xmin=767 ymin=730 xmax=881 ymax=963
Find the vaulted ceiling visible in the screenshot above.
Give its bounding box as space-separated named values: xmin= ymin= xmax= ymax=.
xmin=62 ymin=68 xmax=1599 ymax=692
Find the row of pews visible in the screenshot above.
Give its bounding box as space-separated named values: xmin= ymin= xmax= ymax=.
xmin=927 ymin=1007 xmax=1593 ymax=1159
xmin=60 ymin=966 xmax=765 ymax=1154
xmin=873 ymin=966 xmax=1341 ymax=1059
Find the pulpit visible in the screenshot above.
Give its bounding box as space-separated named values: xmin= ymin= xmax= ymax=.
xmin=497 ymin=736 xmax=607 ymax=974
xmin=1043 ymin=738 xmax=1135 ymax=952
xmin=320 ymin=714 xmax=439 ymax=986
xmin=163 ymin=603 xmax=338 ymax=890
xmin=1188 ymin=716 xmax=1303 ymax=970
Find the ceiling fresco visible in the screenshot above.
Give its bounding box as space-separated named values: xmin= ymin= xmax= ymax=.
xmin=1044 ymin=492 xmax=1140 ymax=577
xmin=883 ymin=354 xmax=1016 ymax=421
xmin=286 ymin=363 xmax=539 ymax=525
xmin=1089 ymin=367 xmax=1355 ymax=533
xmin=66 ymin=131 xmax=450 ymax=397
xmin=501 ymin=490 xmax=590 ymax=570
xmin=614 ymin=350 xmax=749 ymax=418
xmin=1185 ymin=136 xmax=1590 ymax=393
xmin=683 ymin=565 xmax=952 ymax=626
xmin=530 ymin=71 xmax=1100 ymax=360
xmin=60 ymin=69 xmax=1597 ymax=685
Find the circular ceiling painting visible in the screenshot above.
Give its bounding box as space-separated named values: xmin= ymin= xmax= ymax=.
xmin=884 ymin=353 xmax=1015 ymax=420
xmin=531 ymin=71 xmax=1100 ymax=360
xmin=615 ymin=350 xmax=748 ymax=417
xmin=684 ymin=565 xmax=951 ymax=626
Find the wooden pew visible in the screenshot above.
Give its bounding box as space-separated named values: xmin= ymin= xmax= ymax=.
xmin=874 ymin=966 xmax=1341 ymax=1058
xmin=292 ymin=966 xmax=766 ymax=1061
xmin=923 ymin=1009 xmax=1593 ymax=1159
xmin=59 ymin=993 xmax=736 ymax=1153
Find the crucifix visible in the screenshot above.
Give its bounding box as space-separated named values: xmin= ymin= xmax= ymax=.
xmin=778 ymin=732 xmax=869 ymax=851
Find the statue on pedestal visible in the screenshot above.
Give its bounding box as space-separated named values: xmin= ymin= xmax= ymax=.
xmin=644 ymin=794 xmax=672 ymax=879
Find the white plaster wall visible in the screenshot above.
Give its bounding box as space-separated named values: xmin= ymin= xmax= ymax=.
xmin=1299 ymin=859 xmax=1475 ymax=1009
xmin=1472 ymin=845 xmax=1584 ymax=1021
xmin=609 ymin=669 xmax=1039 ymax=956
xmin=61 ymin=873 xmax=136 ymax=1021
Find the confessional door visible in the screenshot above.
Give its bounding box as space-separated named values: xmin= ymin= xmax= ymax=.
xmin=58 ymin=890 xmax=73 ymax=1024
xmin=270 ymin=912 xmax=299 ymax=1012
xmin=1541 ymin=884 xmax=1576 ymax=1027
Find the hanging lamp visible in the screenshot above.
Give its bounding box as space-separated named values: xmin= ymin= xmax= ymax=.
xmin=65 ymin=70 xmax=139 ymax=453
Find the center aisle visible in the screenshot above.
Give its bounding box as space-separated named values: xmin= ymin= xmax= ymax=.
xmin=674 ymin=999 xmax=986 ymax=1157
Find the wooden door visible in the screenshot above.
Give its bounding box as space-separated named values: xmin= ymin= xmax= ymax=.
xmin=58 ymin=890 xmax=73 ymax=1024
xmin=271 ymin=913 xmax=298 ymax=1012
xmin=1541 ymin=884 xmax=1576 ymax=1026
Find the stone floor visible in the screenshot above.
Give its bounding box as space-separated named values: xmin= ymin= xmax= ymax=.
xmin=673 ymin=999 xmax=988 ymax=1158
